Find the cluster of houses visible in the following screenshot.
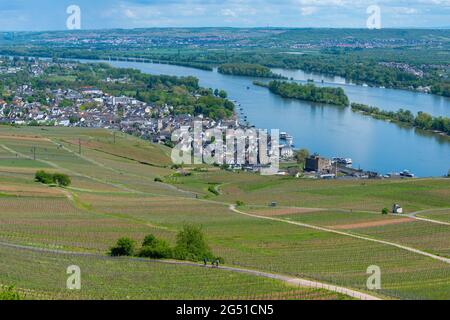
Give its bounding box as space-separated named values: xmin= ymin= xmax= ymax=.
xmin=0 ymin=80 xmax=297 ymax=172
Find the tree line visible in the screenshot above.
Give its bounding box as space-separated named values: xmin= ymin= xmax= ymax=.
xmin=255 ymin=80 xmax=349 ymax=106
xmin=218 ymin=63 xmax=286 ymax=79
xmin=351 ymin=103 xmax=450 ymax=135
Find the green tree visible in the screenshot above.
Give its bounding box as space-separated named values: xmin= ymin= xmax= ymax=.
xmin=218 ymin=90 xmax=228 ymax=99
xmin=294 ymin=149 xmax=310 ymax=167
xmin=173 ymin=225 xmax=214 ymax=262
xmin=415 ymin=112 xmax=433 ymax=130
xmin=53 ymin=173 xmax=71 ymax=187
xmin=142 ymin=234 xmax=158 ymax=247
xmin=110 ymin=238 xmax=136 ymax=257
xmin=139 ymin=235 xmax=173 ymax=259
xmin=382 ymin=208 xmax=389 ymax=215
xmin=35 ymin=170 xmax=54 ymax=185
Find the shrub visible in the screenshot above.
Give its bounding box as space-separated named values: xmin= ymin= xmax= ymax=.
xmin=138 ymin=240 xmax=173 ymax=259
xmin=236 ymin=200 xmax=245 ymax=207
xmin=53 ymin=173 xmax=71 ymax=187
xmin=142 ymin=234 xmax=158 ymax=247
xmin=208 ymin=186 xmax=219 ymax=196
xmin=35 ymin=171 xmax=71 ymax=187
xmin=173 ymin=225 xmax=214 ymax=262
xmin=154 ymin=177 xmax=163 ymax=183
xmin=0 ymin=286 xmax=21 ymax=300
xmin=35 ymin=170 xmax=54 ymax=185
xmin=110 ymin=238 xmax=136 ymax=257
xmin=382 ymin=208 xmax=389 ymax=215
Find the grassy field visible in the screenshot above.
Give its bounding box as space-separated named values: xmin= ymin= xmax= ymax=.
xmin=0 ymin=126 xmax=449 ymax=300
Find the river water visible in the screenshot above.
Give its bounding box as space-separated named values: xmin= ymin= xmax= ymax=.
xmin=98 ymin=60 xmax=449 ymax=177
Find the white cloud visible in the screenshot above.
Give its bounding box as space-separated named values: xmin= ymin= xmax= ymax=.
xmin=221 ymin=8 xmax=238 ymax=17
xmin=391 ymin=7 xmax=419 ymax=14
xmin=300 ymin=6 xmax=318 ymax=15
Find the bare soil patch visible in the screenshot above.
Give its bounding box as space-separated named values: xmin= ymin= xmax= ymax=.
xmin=329 ymin=218 xmax=415 ymax=230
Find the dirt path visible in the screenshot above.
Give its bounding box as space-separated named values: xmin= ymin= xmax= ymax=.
xmin=402 ymin=208 xmax=450 ymax=226
xmin=329 ymin=217 xmax=414 ymax=230
xmin=0 ymin=241 xmax=381 ymax=300
xmin=229 ymin=205 xmax=450 ymax=265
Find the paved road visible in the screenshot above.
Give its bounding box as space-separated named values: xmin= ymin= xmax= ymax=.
xmin=0 ymin=241 xmax=381 ymax=300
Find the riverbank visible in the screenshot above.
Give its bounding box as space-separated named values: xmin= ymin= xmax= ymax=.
xmin=351 ymin=103 xmax=450 ymax=137
xmin=32 ymin=57 xmax=449 ymax=177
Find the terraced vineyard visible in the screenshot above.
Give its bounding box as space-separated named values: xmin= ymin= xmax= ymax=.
xmin=0 ymin=126 xmax=449 ymax=300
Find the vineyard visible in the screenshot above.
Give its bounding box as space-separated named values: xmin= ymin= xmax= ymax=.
xmin=0 ymin=126 xmax=449 ymax=300
xmin=1 ymin=245 xmax=349 ymax=300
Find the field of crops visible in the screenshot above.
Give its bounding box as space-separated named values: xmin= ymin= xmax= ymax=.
xmin=170 ymin=169 xmax=450 ymax=212
xmin=420 ymin=209 xmax=450 ymax=223
xmin=1 ymin=126 xmax=450 ymax=300
xmin=0 ymin=245 xmax=348 ymax=300
xmin=254 ymin=208 xmax=450 ymax=258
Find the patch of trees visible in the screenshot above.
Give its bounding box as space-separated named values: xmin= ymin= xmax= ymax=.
xmin=218 ymin=63 xmax=287 ymax=79
xmin=351 ymin=103 xmax=450 ymax=135
xmin=109 ymin=225 xmax=222 ymax=263
xmin=35 ymin=170 xmax=71 ymax=187
xmin=294 ymin=148 xmax=310 ymax=169
xmin=431 ymin=83 xmax=450 ymax=97
xmin=256 ymin=81 xmax=349 ymax=106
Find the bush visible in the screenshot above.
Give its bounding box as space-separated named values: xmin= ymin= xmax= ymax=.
xmin=110 ymin=238 xmax=136 ymax=257
xmin=142 ymin=234 xmax=158 ymax=247
xmin=35 ymin=171 xmax=71 ymax=187
xmin=138 ymin=240 xmax=173 ymax=259
xmin=208 ymin=186 xmax=219 ymax=196
xmin=173 ymin=225 xmax=214 ymax=262
xmin=35 ymin=170 xmax=54 ymax=185
xmin=382 ymin=208 xmax=389 ymax=215
xmin=0 ymin=286 xmax=21 ymax=300
xmin=236 ymin=200 xmax=245 ymax=207
xmin=53 ymin=173 xmax=71 ymax=187
xmin=154 ymin=177 xmax=163 ymax=183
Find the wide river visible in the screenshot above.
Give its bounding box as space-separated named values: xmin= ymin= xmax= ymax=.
xmin=97 ymin=60 xmax=449 ymax=177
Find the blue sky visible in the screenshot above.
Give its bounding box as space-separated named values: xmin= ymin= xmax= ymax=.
xmin=0 ymin=0 xmax=449 ymax=31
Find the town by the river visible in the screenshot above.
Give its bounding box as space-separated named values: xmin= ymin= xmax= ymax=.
xmin=89 ymin=59 xmax=449 ymax=178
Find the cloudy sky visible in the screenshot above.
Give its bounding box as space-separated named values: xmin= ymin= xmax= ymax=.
xmin=0 ymin=0 xmax=449 ymax=31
